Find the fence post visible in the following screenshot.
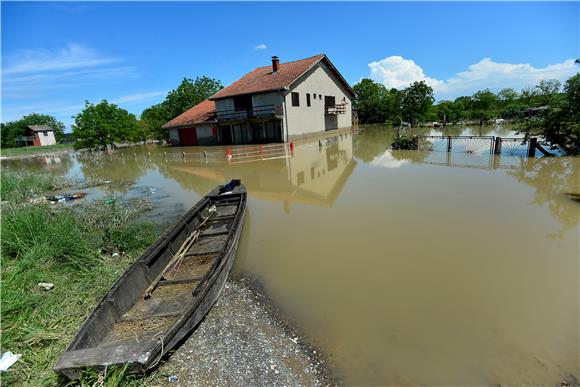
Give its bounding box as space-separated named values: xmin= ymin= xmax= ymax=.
xmin=260 ymin=145 xmax=263 ymax=160
xmin=133 ymin=152 xmax=137 ymax=160
xmin=447 ymin=136 xmax=452 ymax=152
xmin=493 ymin=137 xmax=502 ymax=155
xmin=528 ymin=137 xmax=537 ymax=157
xmin=164 ymin=151 xmax=167 ymax=161
xmin=290 ymin=142 xmax=295 ymax=157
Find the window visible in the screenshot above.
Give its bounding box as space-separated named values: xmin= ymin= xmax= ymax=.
xmin=291 ymin=92 xmax=300 ymax=107
xmin=306 ymin=93 xmax=311 ymax=107
xmin=319 ymin=94 xmax=322 ymax=99
xmin=313 ymin=94 xmax=316 ymax=100
xmin=297 ymin=171 xmax=305 ymax=186
xmin=43 ymin=131 xmax=48 ymax=136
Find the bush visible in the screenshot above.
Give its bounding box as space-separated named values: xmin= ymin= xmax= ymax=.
xmin=391 ymin=135 xmax=418 ymax=150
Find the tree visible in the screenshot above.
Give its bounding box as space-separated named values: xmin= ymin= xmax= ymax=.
xmin=353 ymin=79 xmax=388 ymax=124
xmin=72 ymin=100 xmax=139 ymax=150
xmin=498 ymin=88 xmax=519 ymax=102
xmin=472 ymin=89 xmax=498 ymax=125
xmin=519 ymin=74 xmax=580 ymax=155
xmin=430 ymin=100 xmax=461 ymax=126
xmin=400 ymin=81 xmax=434 ymax=127
xmin=1 ymin=113 xmax=66 ymax=148
xmin=141 ymin=76 xmax=223 ymax=140
xmin=141 ymin=104 xmax=170 ymax=141
xmin=535 ymin=79 xmax=562 ymax=105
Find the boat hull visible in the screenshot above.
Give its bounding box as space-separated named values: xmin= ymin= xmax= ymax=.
xmin=54 ymin=182 xmax=247 ymax=379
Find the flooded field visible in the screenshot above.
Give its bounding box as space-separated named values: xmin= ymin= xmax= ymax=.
xmin=3 ymin=125 xmax=579 ymax=385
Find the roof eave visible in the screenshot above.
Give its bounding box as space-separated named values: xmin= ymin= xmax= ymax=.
xmin=163 ymin=120 xmax=217 ymax=130
xmin=209 ymin=87 xmax=289 ymax=101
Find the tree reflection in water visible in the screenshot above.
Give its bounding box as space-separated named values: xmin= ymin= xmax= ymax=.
xmin=508 ymin=156 xmax=579 ymax=239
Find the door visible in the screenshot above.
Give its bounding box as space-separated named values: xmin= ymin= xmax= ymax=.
xmin=179 ymin=127 xmax=198 ymax=146
xmin=219 ymin=126 xmax=233 ymax=145
xmin=324 ymin=95 xmax=336 ymax=110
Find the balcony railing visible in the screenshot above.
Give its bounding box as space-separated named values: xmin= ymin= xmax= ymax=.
xmin=216 ymin=104 xmax=283 ymax=122
xmin=325 ymin=103 xmax=347 ymax=115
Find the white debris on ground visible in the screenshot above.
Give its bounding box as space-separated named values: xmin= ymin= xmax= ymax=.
xmin=37 ymin=282 xmax=54 ymax=291
xmin=161 ymin=278 xmax=333 ymax=386
xmin=0 ymin=352 xmax=22 ymax=372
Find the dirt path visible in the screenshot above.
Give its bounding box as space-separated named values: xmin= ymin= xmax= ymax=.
xmin=160 ymin=277 xmax=333 ymax=386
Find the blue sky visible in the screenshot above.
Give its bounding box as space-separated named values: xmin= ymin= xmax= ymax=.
xmin=2 ymin=1 xmax=579 ymax=129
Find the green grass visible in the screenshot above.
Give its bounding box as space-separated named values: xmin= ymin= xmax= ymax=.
xmin=0 ymin=172 xmax=164 ymax=385
xmin=0 ymin=144 xmax=74 ymax=158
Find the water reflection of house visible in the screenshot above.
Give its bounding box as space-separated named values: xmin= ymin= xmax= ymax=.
xmin=163 ymin=54 xmax=354 ymax=146
xmin=159 ymin=134 xmax=356 ymax=208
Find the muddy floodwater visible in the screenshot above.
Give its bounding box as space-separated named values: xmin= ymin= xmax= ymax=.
xmin=3 ymin=125 xmax=579 ymax=385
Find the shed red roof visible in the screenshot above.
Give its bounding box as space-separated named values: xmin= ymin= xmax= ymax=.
xmin=209 ymin=54 xmax=353 ymax=100
xmin=162 ymin=99 xmax=216 ymax=129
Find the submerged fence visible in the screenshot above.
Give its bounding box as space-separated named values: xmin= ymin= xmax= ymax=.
xmin=416 ymin=135 xmax=554 ymax=158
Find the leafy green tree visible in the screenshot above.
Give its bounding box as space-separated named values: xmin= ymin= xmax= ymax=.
xmin=430 ymin=100 xmax=462 ymax=125
xmin=400 ymin=81 xmax=434 ymax=127
xmin=535 ymin=79 xmax=562 ymax=105
xmin=72 ymin=100 xmax=139 ymax=150
xmin=520 ymin=74 xmax=580 ymax=155
xmin=1 ymin=113 xmax=66 ymax=148
xmin=498 ymin=88 xmax=519 ymax=102
xmin=141 ymin=76 xmax=223 ymax=141
xmin=353 ymin=79 xmax=392 ymax=124
xmin=472 ymin=89 xmax=498 ymax=125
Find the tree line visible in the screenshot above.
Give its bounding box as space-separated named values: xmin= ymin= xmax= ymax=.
xmin=353 ymin=74 xmax=579 ymax=154
xmin=1 ymin=71 xmax=577 ymax=154
xmin=0 ymin=76 xmax=222 ymax=151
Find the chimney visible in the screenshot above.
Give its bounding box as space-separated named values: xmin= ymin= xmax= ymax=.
xmin=271 ymin=56 xmax=279 ymax=73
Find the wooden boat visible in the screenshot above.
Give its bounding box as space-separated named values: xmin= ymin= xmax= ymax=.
xmin=54 ymin=180 xmax=247 ymax=379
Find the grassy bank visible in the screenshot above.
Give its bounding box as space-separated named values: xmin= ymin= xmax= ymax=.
xmin=0 ymin=144 xmax=74 ymax=158
xmin=0 ymin=172 xmax=163 ymax=385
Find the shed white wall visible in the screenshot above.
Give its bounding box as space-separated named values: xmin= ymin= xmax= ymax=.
xmin=39 ymin=131 xmax=56 ymax=146
xmin=283 ymin=62 xmax=352 ymax=136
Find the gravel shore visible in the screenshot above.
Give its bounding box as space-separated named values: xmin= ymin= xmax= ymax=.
xmin=160 ymin=277 xmax=333 ymax=386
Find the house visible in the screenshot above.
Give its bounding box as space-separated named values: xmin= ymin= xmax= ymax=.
xmin=15 ymin=125 xmax=57 ymax=147
xmin=163 ymin=54 xmax=354 ymax=146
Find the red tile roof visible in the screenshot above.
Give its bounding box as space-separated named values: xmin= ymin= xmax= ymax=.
xmin=209 ymin=54 xmax=353 ymax=100
xmin=162 ymin=99 xmax=216 ymax=129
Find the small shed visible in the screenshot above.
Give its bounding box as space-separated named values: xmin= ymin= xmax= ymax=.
xmin=16 ymin=125 xmax=57 ymax=147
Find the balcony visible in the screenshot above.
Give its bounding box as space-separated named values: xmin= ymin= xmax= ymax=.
xmin=15 ymin=136 xmax=35 ymax=143
xmin=216 ymin=104 xmax=283 ymax=122
xmin=325 ymin=103 xmax=347 ymax=115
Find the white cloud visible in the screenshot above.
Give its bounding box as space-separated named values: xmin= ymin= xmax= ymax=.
xmin=253 ymin=43 xmax=268 ymax=51
xmin=3 ymin=43 xmax=118 ymax=75
xmin=368 ymin=56 xmax=578 ymax=100
xmin=369 ymin=56 xmax=443 ymax=90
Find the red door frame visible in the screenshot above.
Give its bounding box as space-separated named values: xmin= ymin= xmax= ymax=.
xmin=179 ymin=127 xmax=198 ymax=146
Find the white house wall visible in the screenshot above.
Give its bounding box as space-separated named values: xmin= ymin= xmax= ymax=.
xmin=283 ymin=62 xmax=352 ymax=137
xmin=196 ymin=124 xmax=218 ymax=145
xmin=39 ymin=131 xmax=57 ymax=146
